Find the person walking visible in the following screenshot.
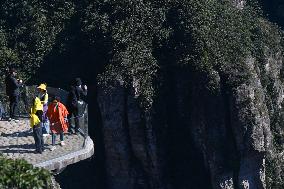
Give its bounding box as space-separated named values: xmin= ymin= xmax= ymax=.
xmin=47 ymin=96 xmax=69 ymax=151
xmin=37 ymin=83 xmax=50 ymax=136
xmin=67 ymin=78 xmax=87 ymax=134
xmin=5 ymin=67 xmax=22 ymax=120
xmin=30 ymin=96 xmax=44 ymax=154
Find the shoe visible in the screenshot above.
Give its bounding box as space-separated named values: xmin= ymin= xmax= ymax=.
xmin=60 ymin=141 xmax=65 ymax=146
xmin=8 ymin=118 xmax=12 ymax=121
xmin=50 ymin=146 xmax=56 ymax=151
xmin=34 ymin=150 xmax=42 ymax=154
xmin=74 ymin=129 xmax=80 ymax=135
xmin=11 ymin=117 xmax=19 ymax=120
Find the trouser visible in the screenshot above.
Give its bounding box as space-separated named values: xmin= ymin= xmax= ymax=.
xmin=33 ymin=124 xmax=44 ymax=152
xmin=42 ymin=120 xmax=50 ymax=134
xmin=42 ymin=104 xmax=49 ymax=133
xmin=51 ymin=132 xmax=64 ymax=146
xmin=9 ymin=95 xmax=19 ymax=118
xmin=68 ymin=107 xmax=79 ymax=132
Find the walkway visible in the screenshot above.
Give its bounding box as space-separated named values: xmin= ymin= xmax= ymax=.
xmin=0 ymin=118 xmax=94 ymax=171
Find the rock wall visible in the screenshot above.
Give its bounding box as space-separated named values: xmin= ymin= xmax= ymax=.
xmin=97 ymin=52 xmax=283 ymax=189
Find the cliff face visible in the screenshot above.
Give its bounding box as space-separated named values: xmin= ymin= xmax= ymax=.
xmin=93 ymin=0 xmax=284 ymax=187
xmin=97 ymin=52 xmax=283 ymax=189
xmin=98 ymin=84 xmax=163 ymax=189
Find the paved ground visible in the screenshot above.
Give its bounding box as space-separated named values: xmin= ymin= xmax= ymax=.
xmin=0 ymin=118 xmax=85 ymax=165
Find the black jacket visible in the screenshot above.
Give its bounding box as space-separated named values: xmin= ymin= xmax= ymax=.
xmin=67 ymin=85 xmax=87 ymax=108
xmin=5 ymin=74 xmax=22 ymax=96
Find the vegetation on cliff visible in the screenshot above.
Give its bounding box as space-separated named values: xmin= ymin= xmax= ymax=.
xmin=0 ymin=0 xmax=75 ymax=81
xmin=0 ymin=0 xmax=282 ymax=106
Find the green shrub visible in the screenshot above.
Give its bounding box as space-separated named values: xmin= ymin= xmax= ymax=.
xmin=0 ymin=156 xmax=52 ymax=189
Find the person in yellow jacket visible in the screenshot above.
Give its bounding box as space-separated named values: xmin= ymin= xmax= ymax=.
xmin=30 ymin=91 xmax=44 ymax=154
xmin=37 ymin=83 xmax=50 ymax=136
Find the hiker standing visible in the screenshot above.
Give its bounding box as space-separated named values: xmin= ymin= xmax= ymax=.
xmin=5 ymin=67 xmax=22 ymax=120
xmin=30 ymin=96 xmax=44 ymax=154
xmin=47 ymin=96 xmax=69 ymax=151
xmin=67 ymin=78 xmax=87 ymax=134
xmin=37 ymin=84 xmax=50 ymax=136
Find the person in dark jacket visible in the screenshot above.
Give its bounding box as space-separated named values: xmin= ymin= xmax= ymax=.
xmin=5 ymin=68 xmax=22 ymax=120
xmin=67 ymin=78 xmax=87 ymax=134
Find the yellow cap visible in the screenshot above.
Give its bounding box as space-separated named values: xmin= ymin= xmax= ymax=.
xmin=37 ymin=83 xmax=47 ymax=91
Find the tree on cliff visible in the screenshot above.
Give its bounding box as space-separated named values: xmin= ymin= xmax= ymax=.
xmin=0 ymin=0 xmax=75 ymax=81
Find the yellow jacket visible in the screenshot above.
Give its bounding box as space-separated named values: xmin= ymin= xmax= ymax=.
xmin=30 ymin=97 xmax=43 ymax=127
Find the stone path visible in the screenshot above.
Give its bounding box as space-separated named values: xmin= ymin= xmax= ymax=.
xmin=0 ymin=118 xmax=93 ymax=170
